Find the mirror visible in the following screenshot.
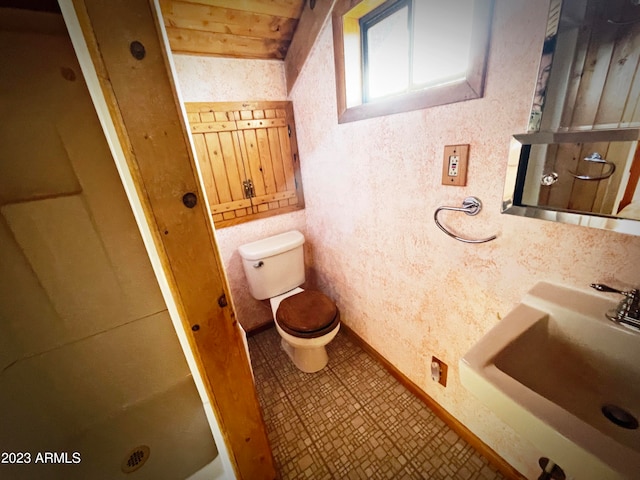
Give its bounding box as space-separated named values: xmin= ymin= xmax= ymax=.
xmin=503 ymin=0 xmax=640 ymax=235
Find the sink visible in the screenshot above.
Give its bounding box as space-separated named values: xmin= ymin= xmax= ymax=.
xmin=460 ymin=282 xmax=640 ymax=479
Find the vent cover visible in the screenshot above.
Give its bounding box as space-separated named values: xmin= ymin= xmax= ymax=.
xmin=121 ymin=445 xmax=150 ymax=473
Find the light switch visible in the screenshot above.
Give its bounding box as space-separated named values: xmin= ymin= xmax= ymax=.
xmin=441 ymin=145 xmax=469 ymax=186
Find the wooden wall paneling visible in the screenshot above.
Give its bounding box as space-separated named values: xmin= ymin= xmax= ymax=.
xmin=177 ymin=0 xmax=304 ymax=19
xmin=559 ymin=15 xmax=591 ymax=129
xmin=160 ymin=0 xmax=297 ymax=40
xmin=164 ymin=27 xmax=286 ymax=59
xmin=595 ymin=21 xmax=640 ymax=128
xmin=69 ymin=1 xmax=276 ymax=478
xmin=546 ymin=142 xmax=582 ymax=209
xmin=537 ymin=143 xmax=558 ymax=206
xmin=569 ymin=24 xmax=617 ymax=128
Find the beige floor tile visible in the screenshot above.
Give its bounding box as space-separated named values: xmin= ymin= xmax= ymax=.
xmin=249 ymin=327 xmax=507 ymax=480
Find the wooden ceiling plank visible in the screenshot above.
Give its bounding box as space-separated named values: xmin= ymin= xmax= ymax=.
xmin=162 ymin=0 xmax=297 ymax=41
xmin=177 ymin=0 xmax=304 ymax=19
xmin=166 ymin=26 xmax=289 ymax=59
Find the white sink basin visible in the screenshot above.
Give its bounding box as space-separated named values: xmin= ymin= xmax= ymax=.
xmin=460 ymin=282 xmax=640 ymax=479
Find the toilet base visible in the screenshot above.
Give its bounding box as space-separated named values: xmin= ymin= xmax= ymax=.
xmin=280 ymin=338 xmax=329 ymax=373
xmin=275 ymin=322 xmax=340 ymax=373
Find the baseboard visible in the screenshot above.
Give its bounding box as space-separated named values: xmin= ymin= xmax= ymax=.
xmin=340 ymin=323 xmax=527 ymax=480
xmin=245 ymin=319 xmax=275 ymax=337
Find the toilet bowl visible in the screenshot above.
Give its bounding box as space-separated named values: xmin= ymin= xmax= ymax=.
xmin=238 ymin=230 xmax=341 ymax=373
xmin=270 ymin=288 xmax=340 ymax=373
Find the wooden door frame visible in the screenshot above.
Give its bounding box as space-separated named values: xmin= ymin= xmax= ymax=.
xmin=59 ymin=1 xmax=276 ymax=479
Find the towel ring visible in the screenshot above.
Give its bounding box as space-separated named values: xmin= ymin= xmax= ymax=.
xmin=568 ymin=152 xmax=616 ymax=181
xmin=434 ymin=197 xmax=497 ymax=244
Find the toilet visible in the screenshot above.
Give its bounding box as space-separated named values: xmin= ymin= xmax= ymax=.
xmin=238 ymin=230 xmax=340 ymax=373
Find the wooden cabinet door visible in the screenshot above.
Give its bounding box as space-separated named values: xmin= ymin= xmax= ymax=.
xmin=186 ymin=101 xmax=304 ymax=227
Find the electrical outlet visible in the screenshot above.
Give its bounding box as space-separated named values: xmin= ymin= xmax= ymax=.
xmin=441 ymin=145 xmax=469 ymax=186
xmin=431 ymin=356 xmax=448 ymax=387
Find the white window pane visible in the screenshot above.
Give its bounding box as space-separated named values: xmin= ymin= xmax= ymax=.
xmin=412 ymin=0 xmax=474 ymax=87
xmin=367 ymin=6 xmax=409 ymax=99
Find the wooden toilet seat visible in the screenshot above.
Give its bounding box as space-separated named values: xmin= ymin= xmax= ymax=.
xmin=276 ymin=290 xmax=340 ymax=339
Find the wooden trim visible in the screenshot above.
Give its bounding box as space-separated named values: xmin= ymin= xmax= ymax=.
xmin=215 ymin=204 xmax=304 ymax=228
xmin=340 ymin=323 xmax=527 ymax=480
xmin=332 ymin=0 xmax=494 ymax=123
xmin=285 ymin=102 xmax=305 ymax=209
xmin=188 ymin=100 xmax=293 ymax=112
xmin=68 ymin=1 xmax=276 ymax=478
xmin=245 ymin=320 xmax=276 ymax=337
xmin=337 ymin=81 xmax=485 ymax=124
xmin=285 ymin=0 xmax=338 ymax=93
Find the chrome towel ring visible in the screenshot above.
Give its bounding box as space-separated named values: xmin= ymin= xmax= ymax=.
xmin=568 ymin=152 xmax=616 ymax=181
xmin=434 ymin=197 xmax=497 ymax=244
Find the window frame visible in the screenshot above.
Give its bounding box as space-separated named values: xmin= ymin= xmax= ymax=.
xmin=331 ymin=0 xmax=495 ymax=124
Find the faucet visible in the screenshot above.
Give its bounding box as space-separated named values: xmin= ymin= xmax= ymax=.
xmin=590 ymin=284 xmax=640 ymax=330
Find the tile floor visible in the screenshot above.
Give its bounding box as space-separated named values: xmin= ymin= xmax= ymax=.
xmin=248 ymin=327 xmax=508 ymax=480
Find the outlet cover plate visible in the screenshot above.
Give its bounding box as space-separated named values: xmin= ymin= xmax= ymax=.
xmin=441 ymin=144 xmax=469 ymax=186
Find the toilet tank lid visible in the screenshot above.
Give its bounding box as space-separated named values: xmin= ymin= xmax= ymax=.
xmin=238 ymin=230 xmax=304 ymax=261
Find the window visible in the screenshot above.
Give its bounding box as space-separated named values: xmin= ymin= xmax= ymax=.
xmin=332 ymin=0 xmax=494 ymax=123
xmin=185 ymin=101 xmax=304 ymax=228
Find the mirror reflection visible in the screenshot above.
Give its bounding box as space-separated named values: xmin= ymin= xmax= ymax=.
xmin=532 ymin=0 xmax=640 ymax=133
xmin=503 ymin=0 xmax=640 ymax=234
xmin=519 ymin=135 xmax=640 ymax=220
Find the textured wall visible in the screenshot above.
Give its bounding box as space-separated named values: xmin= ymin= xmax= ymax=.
xmin=173 ymin=55 xmax=288 ymax=102
xmin=172 ymin=55 xmax=307 ymax=331
xmin=287 ymin=0 xmax=640 ymax=477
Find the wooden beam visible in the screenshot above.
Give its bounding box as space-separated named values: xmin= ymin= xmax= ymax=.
xmin=67 ymin=1 xmax=276 ymax=479
xmin=285 ymin=0 xmax=338 ymax=93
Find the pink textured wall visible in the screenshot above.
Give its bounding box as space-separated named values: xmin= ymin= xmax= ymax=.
xmin=173 ymin=1 xmax=640 ymax=476
xmin=288 ymin=0 xmax=640 ymax=477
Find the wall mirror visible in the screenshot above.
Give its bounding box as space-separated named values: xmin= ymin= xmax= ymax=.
xmin=502 ymin=0 xmax=640 ymax=235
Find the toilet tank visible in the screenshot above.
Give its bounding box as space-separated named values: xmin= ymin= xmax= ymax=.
xmin=238 ymin=230 xmax=305 ymax=300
